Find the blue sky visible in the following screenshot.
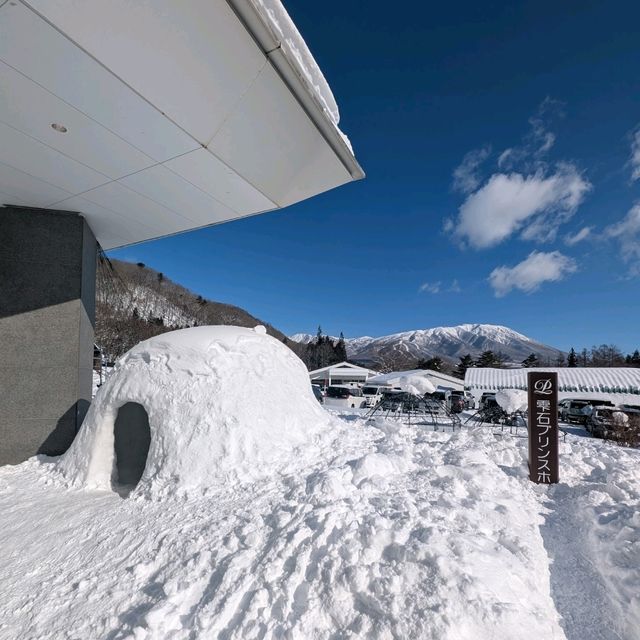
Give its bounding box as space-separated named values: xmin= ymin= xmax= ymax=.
xmin=111 ymin=0 xmax=640 ymax=353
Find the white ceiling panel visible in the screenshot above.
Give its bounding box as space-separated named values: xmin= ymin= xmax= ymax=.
xmin=23 ymin=0 xmax=266 ymax=145
xmin=163 ymin=149 xmax=276 ymax=215
xmin=210 ymin=64 xmax=352 ymax=207
xmin=120 ymin=165 xmax=236 ymax=226
xmin=56 ymin=182 xmax=194 ymax=241
xmin=0 ymin=189 xmax=30 ymax=208
xmin=0 ymin=122 xmax=110 ymax=195
xmin=0 ymin=162 xmax=73 ymax=208
xmin=0 ymin=2 xmax=198 ymax=163
xmin=52 ymin=194 xmax=148 ymax=251
xmin=278 ymin=142 xmax=352 ymax=208
xmin=0 ymin=2 xmax=361 ymax=249
xmin=0 ymin=61 xmax=156 ymax=180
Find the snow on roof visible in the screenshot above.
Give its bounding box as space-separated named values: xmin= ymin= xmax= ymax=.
xmin=466 ymin=367 xmax=640 ymax=398
xmin=58 ymin=325 xmax=332 ymax=497
xmin=308 ymin=361 xmax=380 ymax=377
xmin=367 ymin=369 xmax=464 ymax=390
xmin=249 ymin=0 xmax=340 ymax=128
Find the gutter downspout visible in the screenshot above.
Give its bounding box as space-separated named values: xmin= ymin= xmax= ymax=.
xmin=225 ymin=0 xmax=365 ymax=181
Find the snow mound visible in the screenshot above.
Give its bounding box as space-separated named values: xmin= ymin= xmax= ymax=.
xmin=58 ymin=326 xmax=331 ymax=497
xmin=496 ymin=389 xmax=528 ymax=413
xmin=398 ymin=374 xmax=437 ymax=396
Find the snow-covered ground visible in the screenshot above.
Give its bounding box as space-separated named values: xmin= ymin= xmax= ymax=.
xmin=1 ymin=413 xmax=638 ymax=639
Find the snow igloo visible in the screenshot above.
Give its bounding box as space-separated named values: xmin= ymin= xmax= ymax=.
xmin=58 ymin=326 xmax=332 ymax=497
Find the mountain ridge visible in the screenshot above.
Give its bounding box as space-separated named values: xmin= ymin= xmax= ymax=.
xmin=291 ymin=323 xmax=564 ymax=367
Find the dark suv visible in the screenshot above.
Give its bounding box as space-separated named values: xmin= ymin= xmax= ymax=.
xmin=448 ymin=392 xmax=465 ymax=413
xmin=587 ymin=407 xmax=640 ymax=439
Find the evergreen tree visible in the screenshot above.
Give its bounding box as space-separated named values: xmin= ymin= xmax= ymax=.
xmin=521 ymin=353 xmax=539 ymax=368
xmin=454 ymin=354 xmax=474 ymax=379
xmin=567 ymin=348 xmax=578 ymax=367
xmin=335 ymin=332 xmax=348 ymax=362
xmin=476 ymin=350 xmax=501 ymax=368
xmin=630 ymin=350 xmax=640 ymax=366
xmin=554 ymin=353 xmax=566 ymax=367
xmin=417 ymin=356 xmax=443 ymax=371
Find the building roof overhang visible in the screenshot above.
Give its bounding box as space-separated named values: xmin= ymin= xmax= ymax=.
xmin=0 ymin=0 xmax=363 ymax=249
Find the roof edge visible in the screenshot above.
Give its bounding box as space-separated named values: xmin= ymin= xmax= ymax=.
xmin=225 ymin=0 xmax=365 ymax=181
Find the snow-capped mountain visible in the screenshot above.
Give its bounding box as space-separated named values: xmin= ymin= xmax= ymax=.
xmin=291 ymin=323 xmax=564 ymax=365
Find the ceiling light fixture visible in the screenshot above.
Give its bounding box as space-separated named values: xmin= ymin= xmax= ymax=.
xmin=51 ymin=123 xmax=68 ymax=133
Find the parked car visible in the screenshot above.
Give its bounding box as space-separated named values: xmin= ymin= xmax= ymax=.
xmin=586 ymin=407 xmax=639 ymax=439
xmin=311 ymin=384 xmax=324 ymax=404
xmin=558 ymin=399 xmax=614 ymax=424
xmin=448 ymin=391 xmax=475 ymax=412
xmin=324 ymin=385 xmax=365 ymax=409
xmin=464 ymin=392 xmax=476 ymax=410
xmin=479 ymin=392 xmax=496 ymax=410
xmin=448 ymin=392 xmax=465 ymax=413
xmin=361 ymin=385 xmax=387 ymax=408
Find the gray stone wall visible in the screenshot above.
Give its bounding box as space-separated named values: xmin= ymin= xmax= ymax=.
xmin=0 ymin=205 xmax=96 ymax=465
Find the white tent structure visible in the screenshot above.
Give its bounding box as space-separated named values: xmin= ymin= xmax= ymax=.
xmin=309 ymin=362 xmax=380 ymax=388
xmin=465 ymin=367 xmax=640 ymax=405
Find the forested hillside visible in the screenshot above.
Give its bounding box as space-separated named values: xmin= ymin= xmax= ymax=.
xmin=95 ymin=257 xmax=292 ymax=362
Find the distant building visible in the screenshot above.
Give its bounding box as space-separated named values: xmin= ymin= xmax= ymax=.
xmin=366 ymin=369 xmax=465 ymax=392
xmin=309 ymin=362 xmax=380 ymax=389
xmin=465 ymin=367 xmax=640 ymax=405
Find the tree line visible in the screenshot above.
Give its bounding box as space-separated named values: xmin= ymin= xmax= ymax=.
xmin=449 ymin=344 xmax=640 ymax=380
xmin=96 ymin=258 xmax=291 ymax=362
xmin=296 ymin=327 xmax=348 ymax=371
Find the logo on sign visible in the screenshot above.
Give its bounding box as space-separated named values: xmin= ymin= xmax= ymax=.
xmin=534 ymin=379 xmax=553 ymax=395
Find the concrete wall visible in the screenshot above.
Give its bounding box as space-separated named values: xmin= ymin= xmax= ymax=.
xmin=0 ymin=205 xmax=96 ymax=465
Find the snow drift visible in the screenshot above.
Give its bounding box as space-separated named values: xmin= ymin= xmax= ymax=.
xmin=58 ymin=325 xmax=331 ymax=497
xmin=496 ymin=389 xmax=528 ymax=413
xmin=398 ymin=374 xmax=436 ymax=396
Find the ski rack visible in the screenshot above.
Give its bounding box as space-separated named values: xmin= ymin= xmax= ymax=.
xmin=465 ymin=408 xmax=569 ymax=442
xmin=366 ymin=392 xmax=462 ymax=430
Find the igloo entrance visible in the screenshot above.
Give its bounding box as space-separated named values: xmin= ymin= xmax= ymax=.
xmin=113 ymin=402 xmax=151 ymax=496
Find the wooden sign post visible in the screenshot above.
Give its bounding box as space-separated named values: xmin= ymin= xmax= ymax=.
xmin=527 ymin=371 xmax=559 ymax=484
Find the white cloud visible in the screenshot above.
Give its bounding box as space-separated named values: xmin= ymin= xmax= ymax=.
xmin=453 ymin=165 xmax=591 ymax=249
xmin=564 ymin=226 xmax=593 ymax=246
xmin=631 ymin=129 xmax=640 ymax=182
xmin=605 ymin=203 xmax=640 ymax=275
xmin=449 ymin=279 xmax=462 ymax=293
xmin=452 ymin=146 xmax=491 ymax=194
xmin=497 ymin=148 xmax=514 ymax=169
xmin=419 ymin=281 xmax=441 ymax=294
xmin=489 ymin=250 xmax=578 ymax=297
xmin=450 ymin=100 xmax=589 ymax=249
xmin=496 ymin=98 xmax=562 ymax=171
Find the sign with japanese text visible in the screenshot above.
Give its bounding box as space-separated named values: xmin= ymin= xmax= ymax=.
xmin=527 ymin=371 xmax=559 ymax=484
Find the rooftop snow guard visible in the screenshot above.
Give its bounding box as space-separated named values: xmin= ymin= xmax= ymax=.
xmin=57 ymin=326 xmax=332 ymax=498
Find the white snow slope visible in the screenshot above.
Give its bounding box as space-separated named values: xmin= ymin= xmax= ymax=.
xmin=1 ymin=419 xmax=638 ymax=639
